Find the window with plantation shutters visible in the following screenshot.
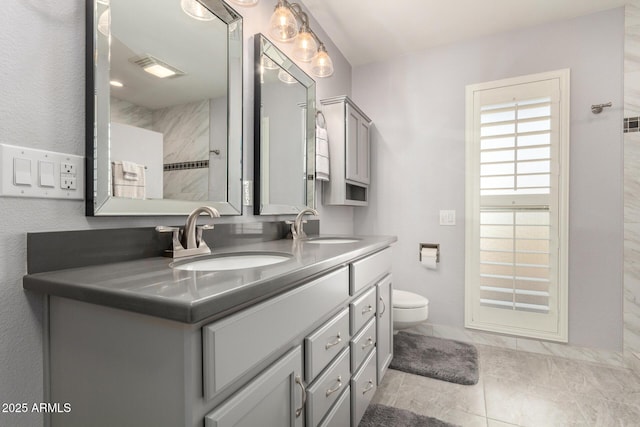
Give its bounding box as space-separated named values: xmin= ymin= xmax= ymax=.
xmin=465 ymin=70 xmax=569 ymax=342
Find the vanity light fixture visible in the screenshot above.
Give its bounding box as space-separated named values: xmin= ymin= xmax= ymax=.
xmin=181 ymin=0 xmax=215 ymax=21
xmin=130 ymin=55 xmax=185 ymax=79
xmin=268 ymin=0 xmax=333 ymax=77
xmin=228 ymin=0 xmax=259 ymax=6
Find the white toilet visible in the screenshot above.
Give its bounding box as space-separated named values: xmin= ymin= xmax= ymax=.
xmin=392 ymin=289 xmax=429 ymax=330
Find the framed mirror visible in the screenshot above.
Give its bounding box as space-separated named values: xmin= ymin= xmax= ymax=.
xmin=86 ymin=0 xmax=243 ymax=216
xmin=253 ymin=34 xmax=316 ymax=215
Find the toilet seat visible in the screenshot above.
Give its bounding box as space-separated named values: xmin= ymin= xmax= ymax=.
xmin=393 ymin=289 xmax=429 ymax=309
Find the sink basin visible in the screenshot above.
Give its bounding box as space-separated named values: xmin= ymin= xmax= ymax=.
xmin=172 ymin=252 xmax=292 ymax=271
xmin=305 ymin=237 xmax=361 ymax=244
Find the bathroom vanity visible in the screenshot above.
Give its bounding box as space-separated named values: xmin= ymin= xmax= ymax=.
xmin=24 ymin=233 xmax=395 ymax=427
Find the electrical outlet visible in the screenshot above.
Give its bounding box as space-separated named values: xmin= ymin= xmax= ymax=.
xmin=61 ymin=174 xmax=76 ymax=190
xmin=62 ymin=163 xmax=75 ymax=174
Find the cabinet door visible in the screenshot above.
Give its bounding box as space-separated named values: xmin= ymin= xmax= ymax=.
xmin=345 ymin=104 xmax=361 ymax=183
xmin=376 ymin=275 xmax=393 ymax=384
xmin=205 ymin=346 xmax=305 ymax=427
xmin=357 ymin=119 xmax=370 ymax=185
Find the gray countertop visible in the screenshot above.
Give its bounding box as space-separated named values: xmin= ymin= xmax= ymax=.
xmin=23 ymin=235 xmax=396 ymax=324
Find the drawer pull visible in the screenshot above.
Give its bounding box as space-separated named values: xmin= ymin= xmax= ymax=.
xmin=379 ymin=296 xmax=386 ymax=317
xmin=325 ymin=375 xmax=343 ymax=397
xmin=362 ymin=337 xmax=374 ymax=350
xmin=362 ymin=305 xmax=373 ymax=315
xmin=362 ymin=380 xmax=374 ymax=395
xmin=295 ymin=375 xmax=307 ymax=418
xmin=325 ymin=333 xmax=342 ymax=350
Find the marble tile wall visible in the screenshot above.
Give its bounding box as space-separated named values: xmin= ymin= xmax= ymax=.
xmin=111 ymin=97 xmax=212 ymax=201
xmin=153 ymin=100 xmax=210 ymax=201
xmin=626 ymin=1 xmax=640 ymax=372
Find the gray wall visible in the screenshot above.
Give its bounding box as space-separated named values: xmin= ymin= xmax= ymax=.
xmin=352 ymin=8 xmax=624 ymax=351
xmin=0 ymin=1 xmax=352 ymax=426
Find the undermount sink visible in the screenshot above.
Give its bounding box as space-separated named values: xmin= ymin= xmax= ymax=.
xmin=305 ymin=237 xmax=361 ymax=244
xmin=171 ymin=252 xmax=292 ymax=272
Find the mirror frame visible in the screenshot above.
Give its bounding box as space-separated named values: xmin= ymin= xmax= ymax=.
xmin=253 ymin=33 xmax=316 ymax=215
xmin=85 ymin=0 xmax=244 ymax=216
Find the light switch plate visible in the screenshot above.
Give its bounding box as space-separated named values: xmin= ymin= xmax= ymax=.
xmin=0 ymin=143 xmax=84 ymax=200
xmin=439 ymin=209 xmax=456 ymax=226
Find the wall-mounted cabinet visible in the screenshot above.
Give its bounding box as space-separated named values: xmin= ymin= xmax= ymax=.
xmin=321 ymin=96 xmax=372 ymax=206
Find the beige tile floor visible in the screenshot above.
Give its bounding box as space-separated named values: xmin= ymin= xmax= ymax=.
xmin=371 ymin=344 xmax=640 ymax=426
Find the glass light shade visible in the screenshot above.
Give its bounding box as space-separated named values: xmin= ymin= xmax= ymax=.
xmin=269 ymin=5 xmax=298 ymax=42
xmin=97 ymin=9 xmax=110 ymax=36
xmin=311 ymin=48 xmax=334 ymax=78
xmin=228 ymin=0 xmax=259 ymax=5
xmin=181 ymin=0 xmax=215 ymax=21
xmin=278 ymin=69 xmax=298 ymax=85
xmin=293 ymin=30 xmax=317 ymax=62
xmin=261 ymin=55 xmax=279 ymax=70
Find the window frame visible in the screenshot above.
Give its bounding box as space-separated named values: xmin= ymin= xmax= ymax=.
xmin=464 ymin=69 xmax=570 ymax=342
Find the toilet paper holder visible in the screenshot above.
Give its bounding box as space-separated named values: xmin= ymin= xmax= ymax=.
xmin=419 ymin=243 xmax=440 ymax=263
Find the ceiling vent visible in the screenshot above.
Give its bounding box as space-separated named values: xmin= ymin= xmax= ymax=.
xmin=130 ymin=55 xmax=185 ymax=79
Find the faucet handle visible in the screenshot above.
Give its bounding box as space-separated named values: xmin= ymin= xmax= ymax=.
xmin=155 ymin=226 xmax=184 ymax=254
xmin=196 ymin=224 xmax=214 ymax=248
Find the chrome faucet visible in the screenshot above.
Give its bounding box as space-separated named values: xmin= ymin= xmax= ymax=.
xmin=156 ymin=206 xmax=220 ymax=258
xmin=287 ymin=208 xmax=319 ymax=239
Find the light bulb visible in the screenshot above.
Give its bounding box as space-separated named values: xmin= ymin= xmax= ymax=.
xmin=269 ymin=4 xmax=298 ymax=42
xmin=293 ymin=29 xmax=317 ymax=63
xmin=311 ymin=46 xmax=333 ymax=78
xmin=181 ymin=0 xmax=215 ymax=21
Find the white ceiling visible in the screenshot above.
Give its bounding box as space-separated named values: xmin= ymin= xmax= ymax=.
xmin=300 ymin=0 xmax=627 ymax=67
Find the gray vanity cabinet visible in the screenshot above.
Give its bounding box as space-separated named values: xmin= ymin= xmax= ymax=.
xmin=321 ymin=96 xmax=372 ymax=206
xmin=43 ymin=246 xmax=393 ymax=427
xmin=204 ymin=346 xmax=304 ymax=427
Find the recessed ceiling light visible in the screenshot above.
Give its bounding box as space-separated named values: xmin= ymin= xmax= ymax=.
xmin=110 ymin=80 xmax=124 ymax=88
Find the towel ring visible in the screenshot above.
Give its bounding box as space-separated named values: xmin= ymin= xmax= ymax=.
xmin=316 ymin=110 xmax=326 ymax=129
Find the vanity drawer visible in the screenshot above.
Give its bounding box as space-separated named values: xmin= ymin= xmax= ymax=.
xmin=305 ymin=308 xmax=350 ymax=382
xmin=350 ymin=286 xmax=376 ymax=335
xmin=306 ymin=347 xmax=351 ymax=427
xmin=351 ymin=349 xmax=377 ymax=427
xmin=202 ymin=267 xmax=349 ymax=400
xmin=350 ymin=248 xmax=392 ymax=295
xmin=318 ymin=386 xmax=350 ymax=427
xmin=350 ymin=317 xmax=376 ymax=372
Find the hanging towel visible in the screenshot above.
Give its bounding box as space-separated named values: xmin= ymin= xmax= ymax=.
xmin=121 ymin=160 xmax=140 ymax=181
xmin=112 ymin=161 xmax=146 ymax=199
xmin=316 ymin=122 xmax=330 ymax=181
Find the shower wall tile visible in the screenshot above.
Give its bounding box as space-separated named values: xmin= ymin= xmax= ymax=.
xmin=625 ymin=2 xmax=640 ymax=372
xmin=624 ymin=133 xmax=640 ymax=220
xmin=110 ymin=97 xmax=154 ymax=129
xmin=153 ymin=100 xmax=210 ymax=164
xmin=163 ymin=168 xmax=208 ymax=201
